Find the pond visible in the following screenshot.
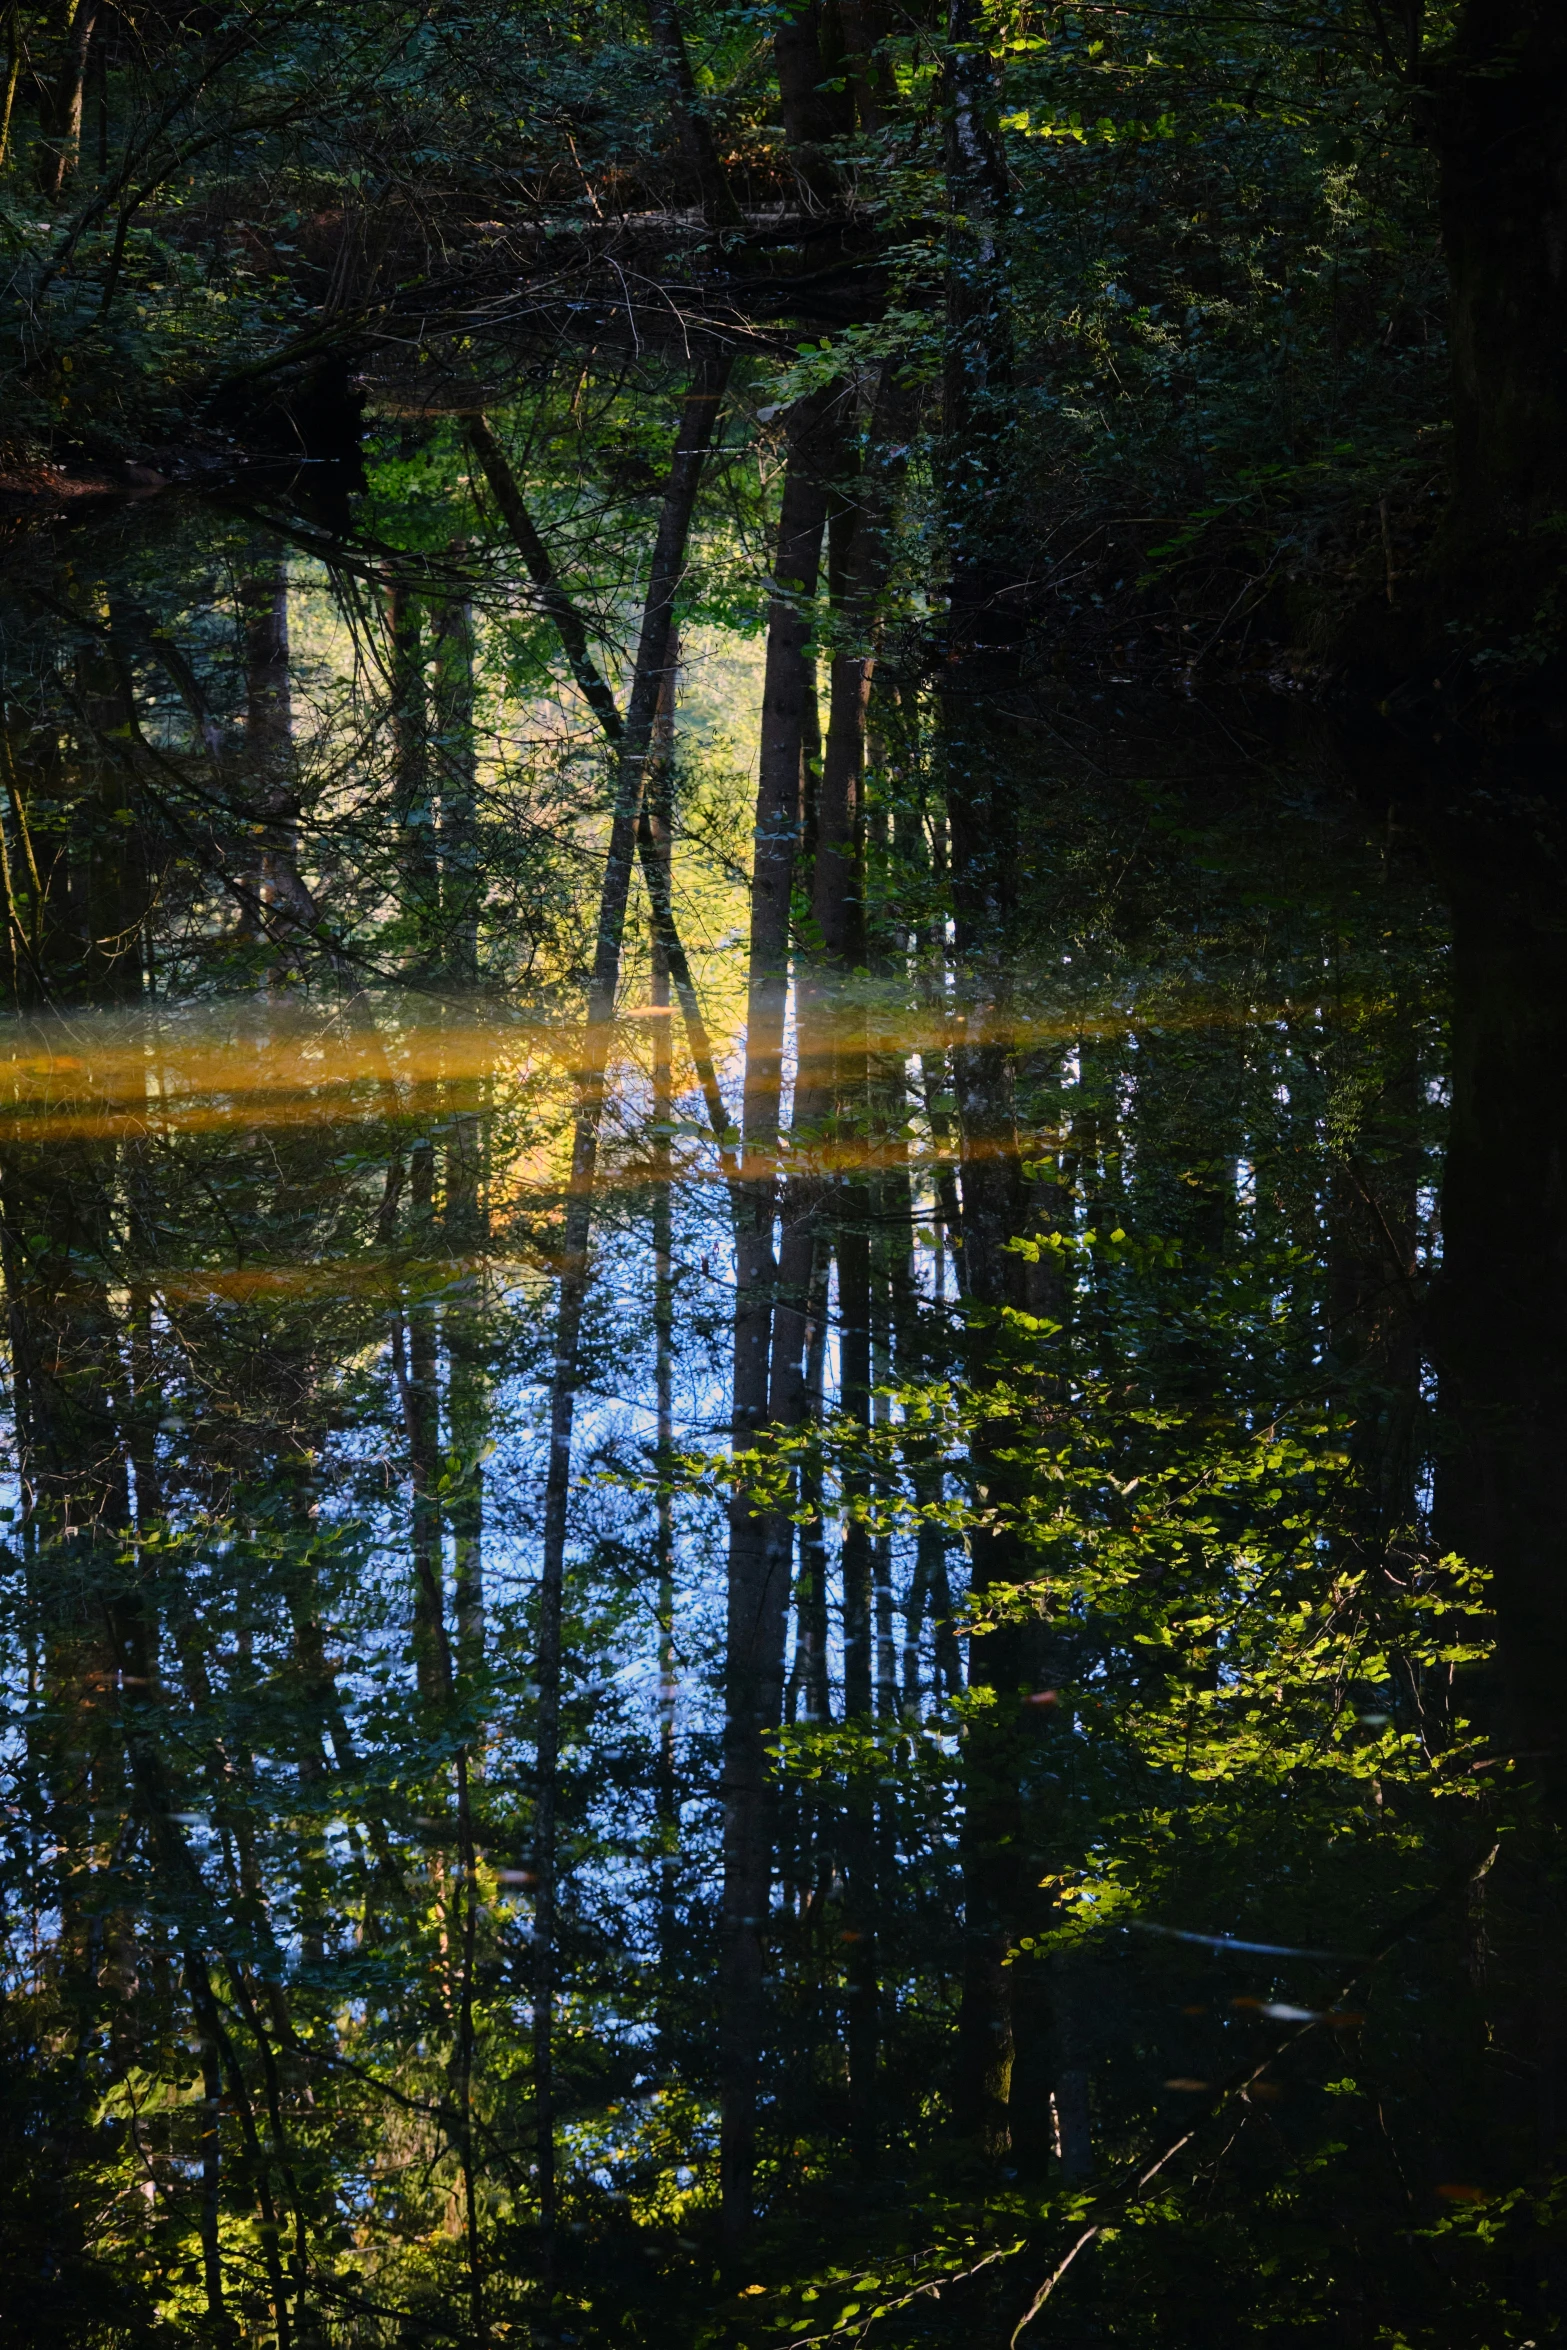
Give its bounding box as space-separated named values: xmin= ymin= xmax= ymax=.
xmin=0 ymin=424 xmax=1562 ymax=2347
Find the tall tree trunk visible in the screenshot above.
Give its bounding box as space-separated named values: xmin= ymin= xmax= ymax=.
xmin=773 ymin=0 xmax=853 ymax=205
xmin=719 ymin=381 xmax=840 ymax=2244
xmin=239 ymin=555 xmax=318 ymax=962
xmin=37 ymin=0 xmax=96 ymax=197
xmin=649 ymin=682 xmax=681 ymax=2025
xmin=1432 ymin=804 xmax=1567 ymax=2174
xmin=941 ymin=0 xmax=1018 ymax=674
xmin=529 ymin=355 xmax=731 ymax=2264
xmin=803 ymin=370 xmax=908 ymax=2187
xmin=837 ymin=0 xmax=895 ymax=133
xmin=0 ymin=8 xmax=26 ymax=172
xmin=389 ymin=582 xmax=437 ymax=972
xmin=430 ymin=588 xmax=480 ymax=985
xmin=650 ymin=0 xmax=741 ymax=225
xmin=1433 ymin=0 xmax=1567 ymax=590
xmin=937 ymin=0 xmax=1036 ymax=2150
xmin=944 ymin=662 xmax=1031 ymax=2164
xmin=466 ymin=413 xmax=735 ymax=1164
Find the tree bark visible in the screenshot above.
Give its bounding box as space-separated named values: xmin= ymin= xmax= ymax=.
xmin=719 ymin=382 xmax=840 ymax=2245
xmin=388 ymin=582 xmax=439 ymax=971
xmin=430 ymin=588 xmax=480 ymax=984
xmin=941 ymin=0 xmax=1018 ymax=675
xmin=774 ymin=0 xmax=853 ymax=205
xmin=1429 ymin=799 xmax=1567 ymax=2178
xmin=37 ymin=0 xmax=97 ymax=197
xmin=651 ymin=0 xmax=742 ymax=225
xmin=1434 ymin=0 xmax=1567 ymax=578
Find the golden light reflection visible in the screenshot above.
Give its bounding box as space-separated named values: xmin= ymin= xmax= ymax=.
xmin=0 ymin=988 xmax=1333 ymax=1140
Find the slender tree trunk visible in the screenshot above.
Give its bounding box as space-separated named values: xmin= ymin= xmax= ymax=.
xmin=389 ymin=583 xmax=439 ymax=972
xmin=938 ymin=9 xmax=1034 ymax=2131
xmin=794 ymin=370 xmax=908 ymax=2189
xmin=944 ymin=690 xmax=1031 ymax=2161
xmin=467 ymin=414 xmax=736 ymax=1171
xmin=402 ymin=1143 xmax=446 ymax=1703
xmin=941 ymin=0 xmax=1018 ymax=675
xmin=431 ymin=587 xmax=480 ymax=984
xmin=529 ymin=356 xmax=731 ymax=2264
xmin=719 ymin=383 xmax=841 ymax=2244
xmin=649 ymin=689 xmax=680 ymax=2020
xmin=792 ymin=1247 xmax=833 ymax=1726
xmin=650 ymin=0 xmax=742 ymax=225
xmin=0 ymin=8 xmax=25 ymax=172
xmin=237 ymin=555 xmax=324 ymax=955
xmin=38 ymin=0 xmax=96 ymax=197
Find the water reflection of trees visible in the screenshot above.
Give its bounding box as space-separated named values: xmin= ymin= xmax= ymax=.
xmin=0 ymin=423 xmax=1551 ymax=2345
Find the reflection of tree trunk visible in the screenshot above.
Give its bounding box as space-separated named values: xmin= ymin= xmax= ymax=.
xmin=719 ymin=387 xmax=838 ymax=2241
xmin=1433 ymin=825 xmax=1567 ymax=2168
xmin=803 ymin=373 xmax=909 ymax=2192
xmin=945 ymin=672 xmax=1029 ymax=2161
xmin=1325 ymin=1000 xmax=1424 ymax=1545
xmin=792 ymin=1247 xmax=833 ymax=1725
xmin=195 ymin=2012 xmax=227 ymax=2326
xmin=448 ymin=1309 xmax=488 ymax=1682
xmin=649 ymin=704 xmax=680 ymax=2016
xmin=729 ymin=396 xmax=835 ymax=1594
xmin=529 ymin=356 xmax=731 ymax=2263
xmin=404 ymin=1143 xmax=445 ymax=1704
xmin=867 ymin=877 xmax=912 ymax=1726
xmin=1049 ymin=1956 xmax=1093 ymax=2184
xmin=2 ymin=1127 xmax=134 ymax=2104
xmin=432 ymin=591 xmax=487 ymax=1676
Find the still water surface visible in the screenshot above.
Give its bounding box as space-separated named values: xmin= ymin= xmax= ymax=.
xmin=0 ymin=483 xmax=1555 ymax=2346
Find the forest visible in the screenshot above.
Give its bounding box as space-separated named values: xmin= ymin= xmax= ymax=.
xmin=0 ymin=0 xmax=1564 ymax=2342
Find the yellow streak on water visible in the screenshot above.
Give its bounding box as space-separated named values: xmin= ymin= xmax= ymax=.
xmin=0 ymin=990 xmax=1321 ymax=1130
xmin=0 ymin=991 xmax=1340 ymax=1304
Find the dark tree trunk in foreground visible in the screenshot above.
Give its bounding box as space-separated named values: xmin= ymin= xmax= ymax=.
xmin=773 ymin=0 xmax=852 ymax=204
xmin=1433 ymin=0 xmax=1567 ymax=586
xmin=1436 ymin=822 xmax=1567 ymax=1817
xmin=1431 ymin=793 xmax=1567 ymax=2191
